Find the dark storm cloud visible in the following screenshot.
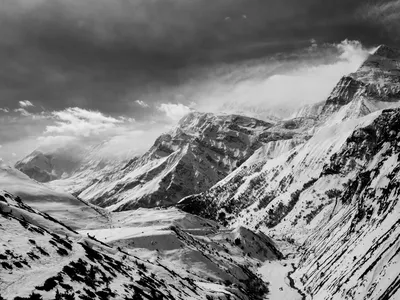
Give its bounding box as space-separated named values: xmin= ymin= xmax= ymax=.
xmin=0 ymin=0 xmax=397 ymax=117
xmin=359 ymin=0 xmax=400 ymax=39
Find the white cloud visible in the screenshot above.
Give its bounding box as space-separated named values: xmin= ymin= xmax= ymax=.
xmin=19 ymin=100 xmax=34 ymax=107
xmin=0 ymin=108 xmax=9 ymax=113
xmin=15 ymin=101 xmax=35 ymax=116
xmin=14 ymin=108 xmax=32 ymax=116
xmin=194 ymin=40 xmax=371 ymax=117
xmin=45 ymin=107 xmax=122 ymax=137
xmin=119 ymin=116 xmax=136 ymax=123
xmin=135 ymin=100 xmax=149 ymax=108
xmin=158 ymin=103 xmax=193 ymax=121
xmin=36 ymin=110 xmax=165 ymax=161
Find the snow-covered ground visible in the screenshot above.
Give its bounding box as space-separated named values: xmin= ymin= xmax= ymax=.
xmin=0 ymin=163 xmax=108 ymax=229
xmin=259 ymin=260 xmax=303 ymax=300
xmin=80 ymin=207 xmax=282 ymax=289
xmin=0 ymin=191 xmax=273 ymax=299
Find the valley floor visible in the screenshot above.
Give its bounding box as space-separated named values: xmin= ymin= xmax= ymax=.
xmin=79 ymin=208 xmax=303 ymax=299
xmin=259 ymin=258 xmax=304 ymax=300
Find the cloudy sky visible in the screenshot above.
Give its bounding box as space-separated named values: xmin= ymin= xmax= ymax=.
xmin=0 ymin=0 xmax=400 ymax=162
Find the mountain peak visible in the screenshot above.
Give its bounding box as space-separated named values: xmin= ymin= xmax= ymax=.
xmin=372 ymin=44 xmax=400 ymax=59
xmin=320 ymin=44 xmax=400 ymax=117
xmin=174 ymin=112 xmax=275 ymax=142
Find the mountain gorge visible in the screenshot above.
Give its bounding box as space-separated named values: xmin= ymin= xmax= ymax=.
xmin=3 ymin=45 xmax=400 ymax=300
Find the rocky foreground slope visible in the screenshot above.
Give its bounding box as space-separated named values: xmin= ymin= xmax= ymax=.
xmin=0 ymin=186 xmax=282 ymax=300
xmin=0 ymin=163 xmax=108 ymax=230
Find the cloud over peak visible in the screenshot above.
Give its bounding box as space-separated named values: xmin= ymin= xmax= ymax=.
xmin=45 ymin=107 xmax=124 ymax=137
xmin=158 ymin=103 xmax=193 ymax=121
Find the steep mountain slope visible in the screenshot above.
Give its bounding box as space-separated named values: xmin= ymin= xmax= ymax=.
xmin=0 ymin=190 xmax=277 ymax=300
xmin=178 ymin=45 xmax=400 ymax=299
xmin=292 ymin=107 xmax=400 ymax=300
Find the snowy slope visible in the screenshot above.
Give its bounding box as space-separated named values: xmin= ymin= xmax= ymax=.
xmin=0 ymin=163 xmax=106 ymax=230
xmin=292 ymin=108 xmax=400 ymax=300
xmin=80 ymin=207 xmax=282 ymax=296
xmin=0 ymin=190 xmax=278 ymax=300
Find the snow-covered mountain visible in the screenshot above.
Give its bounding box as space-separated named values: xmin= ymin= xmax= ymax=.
xmin=179 ymin=45 xmax=400 ymax=219
xmin=15 ymin=142 xmax=130 ymax=185
xmin=178 ymin=45 xmax=400 ymax=299
xmin=19 ymin=112 xmax=300 ymax=211
xmin=14 ymin=145 xmax=88 ymax=183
